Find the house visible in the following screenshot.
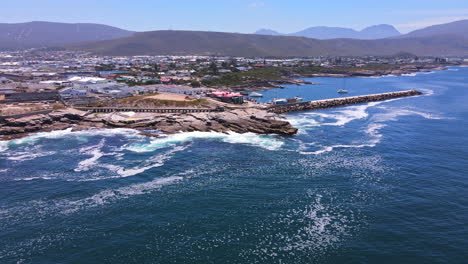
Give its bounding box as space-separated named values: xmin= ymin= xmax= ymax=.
xmin=209 ymin=91 xmax=244 ymax=104
xmin=60 ymin=88 xmax=88 ymax=99
xmin=160 ymin=78 xmax=172 ymax=84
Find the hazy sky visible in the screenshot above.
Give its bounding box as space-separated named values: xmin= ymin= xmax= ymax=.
xmin=2 ymin=0 xmax=468 ymax=33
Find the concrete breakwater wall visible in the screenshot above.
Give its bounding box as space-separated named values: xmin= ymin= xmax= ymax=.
xmin=267 ymin=90 xmax=423 ymax=114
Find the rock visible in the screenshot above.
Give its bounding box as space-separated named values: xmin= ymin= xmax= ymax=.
xmin=0 ymin=107 xmax=298 ymax=140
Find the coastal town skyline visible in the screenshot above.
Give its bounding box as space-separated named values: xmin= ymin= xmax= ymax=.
xmin=1 ymin=2 xmax=468 ymax=263
xmin=1 ymin=0 xmax=468 ymax=33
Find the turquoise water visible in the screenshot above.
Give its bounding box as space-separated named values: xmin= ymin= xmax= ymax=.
xmin=1 ymin=67 xmax=467 ymax=263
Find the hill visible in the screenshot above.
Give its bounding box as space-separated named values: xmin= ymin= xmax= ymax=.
xmin=0 ymin=21 xmax=135 ymax=50
xmin=68 ymin=29 xmax=468 ymax=57
xmin=255 ymin=24 xmax=401 ymax=39
xmin=401 ymin=19 xmax=468 ymax=39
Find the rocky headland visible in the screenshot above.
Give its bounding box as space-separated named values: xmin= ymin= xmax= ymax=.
xmin=0 ymin=108 xmax=298 ymax=140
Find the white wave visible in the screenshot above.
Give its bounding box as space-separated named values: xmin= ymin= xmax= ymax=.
xmin=301 ymin=106 xmax=444 ymax=155
xmin=300 ymin=142 xmax=376 ymax=155
xmin=6 ymin=151 xmax=56 ymax=161
xmin=420 ymin=71 xmax=436 ymax=75
xmin=74 ymin=139 xmax=106 ymax=172
xmin=125 ymin=131 xmax=284 ymax=152
xmin=371 ymin=107 xmax=445 ymax=122
xmin=15 ymin=176 xmax=53 ymax=181
xmin=417 ymin=88 xmax=434 ymax=96
xmin=0 ymin=141 xmax=8 ymax=152
xmin=290 ymin=101 xmax=383 ymax=129
xmin=402 ymin=73 xmax=418 ymax=77
xmin=2 ymin=176 xmax=184 ymax=218
xmin=366 ymin=74 xmax=397 ymax=79
xmin=63 ymin=176 xmax=183 ymax=213
xmin=75 ymin=145 xmax=189 ymax=181
xmin=6 ymin=128 xmax=142 ymax=147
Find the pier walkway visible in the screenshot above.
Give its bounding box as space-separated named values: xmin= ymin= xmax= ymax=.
xmin=74 ymin=107 xmax=224 ymax=114
xmin=267 ymin=90 xmax=422 ymax=114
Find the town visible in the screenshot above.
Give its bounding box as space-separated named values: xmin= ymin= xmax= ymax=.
xmin=0 ymin=49 xmax=465 ymax=119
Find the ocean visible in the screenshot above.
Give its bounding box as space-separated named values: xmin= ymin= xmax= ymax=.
xmin=1 ymin=67 xmax=467 ymax=263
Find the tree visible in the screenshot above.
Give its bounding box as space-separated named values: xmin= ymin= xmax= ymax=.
xmin=153 ymin=63 xmax=159 ymax=72
xmin=190 ymin=81 xmax=201 ymax=88
xmin=209 ymin=62 xmax=219 ymax=75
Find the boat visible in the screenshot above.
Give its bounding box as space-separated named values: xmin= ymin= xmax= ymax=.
xmin=249 ymin=92 xmax=263 ymax=97
xmin=337 ymin=89 xmax=348 ymax=94
xmin=338 ymin=78 xmax=348 ymax=94
xmin=272 ymin=98 xmax=288 ymax=104
xmin=294 ymin=96 xmax=303 ymax=102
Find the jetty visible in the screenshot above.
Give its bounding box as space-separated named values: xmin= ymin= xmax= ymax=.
xmin=267 ymin=90 xmax=422 ymax=114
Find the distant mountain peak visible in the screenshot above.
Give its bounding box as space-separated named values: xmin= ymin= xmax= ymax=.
xmin=255 ymin=24 xmax=401 ymax=40
xmin=359 ymin=24 xmax=401 ymax=39
xmin=254 ymin=29 xmax=283 ymax=36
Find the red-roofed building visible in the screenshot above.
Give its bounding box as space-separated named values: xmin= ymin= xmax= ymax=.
xmin=209 ymin=91 xmax=244 ymax=104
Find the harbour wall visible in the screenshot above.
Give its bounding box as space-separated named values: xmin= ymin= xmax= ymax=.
xmin=267 ymin=90 xmax=423 ymax=114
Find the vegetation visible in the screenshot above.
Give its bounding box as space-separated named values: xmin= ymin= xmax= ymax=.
xmin=201 ymin=64 xmax=401 ymax=87
xmin=89 ymin=94 xmax=211 ymax=108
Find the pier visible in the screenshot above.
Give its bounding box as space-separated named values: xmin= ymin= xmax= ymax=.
xmin=267 ymin=90 xmax=422 ymax=114
xmin=74 ymin=107 xmax=224 ymax=114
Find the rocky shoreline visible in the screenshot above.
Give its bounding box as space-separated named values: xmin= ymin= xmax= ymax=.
xmin=0 ymin=108 xmax=298 ymax=140
xmin=233 ymin=64 xmax=449 ymax=91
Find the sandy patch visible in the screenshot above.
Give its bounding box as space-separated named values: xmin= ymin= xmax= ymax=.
xmin=146 ymin=93 xmax=192 ymax=101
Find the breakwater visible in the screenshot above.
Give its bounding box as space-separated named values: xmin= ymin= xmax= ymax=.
xmin=267 ymin=90 xmax=422 ymax=114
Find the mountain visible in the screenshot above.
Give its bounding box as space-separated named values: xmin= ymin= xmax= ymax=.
xmin=254 ymin=29 xmax=283 ymax=36
xmin=68 ymin=29 xmax=468 ymax=57
xmin=256 ymin=24 xmax=401 ymax=39
xmin=0 ymin=21 xmax=135 ymax=50
xmin=401 ymin=19 xmax=468 ymax=39
xmin=290 ymin=26 xmax=358 ymax=39
xmin=359 ymin=24 xmax=401 ymax=39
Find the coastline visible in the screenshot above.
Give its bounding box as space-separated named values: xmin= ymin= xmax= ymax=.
xmin=0 ymin=64 xmax=451 ymax=141
xmin=231 ymin=64 xmax=451 ymax=91
xmin=0 ymin=108 xmax=298 ymax=141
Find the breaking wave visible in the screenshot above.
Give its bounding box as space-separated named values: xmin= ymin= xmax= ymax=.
xmin=125 ymin=131 xmax=284 ymax=152
xmin=291 ymin=100 xmax=444 ymax=155
xmin=0 ymin=141 xmax=8 ymax=152
xmin=5 ymin=128 xmax=143 ymax=147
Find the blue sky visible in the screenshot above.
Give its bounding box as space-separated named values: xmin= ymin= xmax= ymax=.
xmin=2 ymin=0 xmax=468 ymax=33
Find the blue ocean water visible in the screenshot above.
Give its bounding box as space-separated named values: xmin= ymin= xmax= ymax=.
xmin=1 ymin=67 xmax=467 ymax=263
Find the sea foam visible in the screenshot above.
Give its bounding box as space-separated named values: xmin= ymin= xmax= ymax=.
xmin=125 ymin=131 xmax=284 ymax=152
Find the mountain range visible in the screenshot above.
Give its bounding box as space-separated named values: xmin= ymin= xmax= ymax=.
xmin=255 ymin=24 xmax=402 ymax=39
xmin=0 ymin=21 xmax=134 ymax=50
xmin=1 ymin=20 xmax=468 ymax=57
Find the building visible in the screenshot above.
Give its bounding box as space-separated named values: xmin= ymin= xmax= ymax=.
xmin=59 ymin=88 xmax=88 ymax=99
xmin=5 ymin=92 xmax=60 ymax=102
xmin=209 ymin=91 xmax=244 ymax=104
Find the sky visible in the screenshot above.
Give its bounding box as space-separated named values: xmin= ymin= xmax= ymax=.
xmin=1 ymin=0 xmax=468 ymax=33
